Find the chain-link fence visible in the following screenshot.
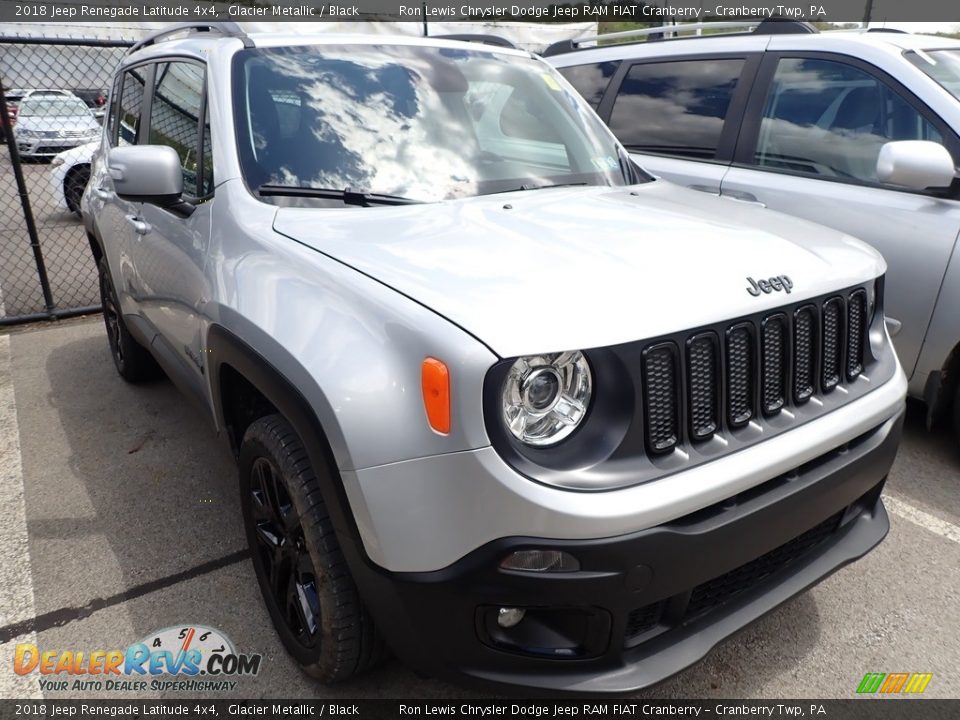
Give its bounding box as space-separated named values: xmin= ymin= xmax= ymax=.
xmin=0 ymin=36 xmax=133 ymax=324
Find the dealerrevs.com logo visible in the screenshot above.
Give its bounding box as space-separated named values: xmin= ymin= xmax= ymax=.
xmin=14 ymin=625 xmax=262 ymax=692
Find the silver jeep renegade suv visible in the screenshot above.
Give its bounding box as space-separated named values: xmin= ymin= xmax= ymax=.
xmin=83 ymin=23 xmax=906 ymax=693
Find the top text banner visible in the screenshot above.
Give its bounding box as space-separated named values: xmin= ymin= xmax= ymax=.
xmin=2 ymin=0 xmax=959 ymax=24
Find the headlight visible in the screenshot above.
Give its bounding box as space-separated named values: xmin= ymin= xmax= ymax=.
xmin=501 ymin=351 xmax=592 ymax=446
xmin=50 ymin=156 xmax=65 ymax=167
xmin=16 ymin=129 xmax=37 ymax=139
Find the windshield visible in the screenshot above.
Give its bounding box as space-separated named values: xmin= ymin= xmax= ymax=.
xmin=20 ymin=97 xmax=90 ymax=117
xmin=232 ymin=44 xmax=634 ymax=203
xmin=906 ymin=49 xmax=960 ymax=101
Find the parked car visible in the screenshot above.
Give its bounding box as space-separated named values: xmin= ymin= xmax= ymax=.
xmin=84 ymin=23 xmax=905 ymax=693
xmin=547 ymin=20 xmax=960 ymax=442
xmin=50 ymin=141 xmax=97 ymax=216
xmin=14 ymin=93 xmax=100 ymax=160
xmin=4 ymin=88 xmax=75 ymax=139
xmin=72 ymin=88 xmax=108 ymax=121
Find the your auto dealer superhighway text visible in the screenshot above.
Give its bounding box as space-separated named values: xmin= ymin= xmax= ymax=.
xmin=400 ymin=705 xmax=823 ymax=717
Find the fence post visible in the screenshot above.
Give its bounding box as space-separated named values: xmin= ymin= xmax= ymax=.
xmin=0 ymin=80 xmax=57 ymax=316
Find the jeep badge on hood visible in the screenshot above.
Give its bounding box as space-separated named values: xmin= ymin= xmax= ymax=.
xmin=746 ymin=275 xmax=793 ymax=296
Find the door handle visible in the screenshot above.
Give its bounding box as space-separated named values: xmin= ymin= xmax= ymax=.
xmin=688 ymin=184 xmax=721 ymax=196
xmin=93 ymin=184 xmax=113 ymax=200
xmin=125 ymin=214 xmax=151 ymax=236
xmin=723 ymin=190 xmax=767 ymax=208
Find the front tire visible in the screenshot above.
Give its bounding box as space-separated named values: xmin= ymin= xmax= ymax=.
xmin=97 ymin=257 xmax=158 ymax=382
xmin=239 ymin=414 xmax=385 ymax=683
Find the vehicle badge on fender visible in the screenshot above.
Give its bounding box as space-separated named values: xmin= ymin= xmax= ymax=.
xmin=746 ymin=275 xmax=793 ymax=296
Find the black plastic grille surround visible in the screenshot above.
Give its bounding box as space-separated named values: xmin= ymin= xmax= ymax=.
xmin=640 ymin=288 xmax=874 ymax=455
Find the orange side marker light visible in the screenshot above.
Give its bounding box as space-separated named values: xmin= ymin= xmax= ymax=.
xmin=421 ymin=357 xmax=451 ymax=434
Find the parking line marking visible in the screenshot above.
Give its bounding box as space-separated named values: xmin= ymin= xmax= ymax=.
xmin=0 ymin=549 xmax=249 ymax=644
xmin=0 ymin=332 xmax=41 ymax=698
xmin=885 ymin=493 xmax=960 ymax=546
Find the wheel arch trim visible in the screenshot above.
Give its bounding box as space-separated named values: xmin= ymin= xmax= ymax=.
xmin=204 ymin=322 xmax=370 ymax=563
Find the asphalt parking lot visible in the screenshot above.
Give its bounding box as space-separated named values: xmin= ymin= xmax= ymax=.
xmin=0 ymin=153 xmax=99 ymax=319
xmin=0 ymin=317 xmax=959 ymax=700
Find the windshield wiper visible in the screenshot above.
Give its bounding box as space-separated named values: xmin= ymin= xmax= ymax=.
xmin=492 ymin=182 xmax=590 ymax=195
xmin=257 ymin=184 xmax=423 ymax=207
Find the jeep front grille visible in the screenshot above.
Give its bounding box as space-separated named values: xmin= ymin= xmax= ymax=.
xmin=640 ymin=290 xmax=873 ymax=452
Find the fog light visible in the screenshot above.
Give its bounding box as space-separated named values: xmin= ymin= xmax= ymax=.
xmin=497 ymin=607 xmax=526 ymax=628
xmin=500 ymin=549 xmax=580 ymax=573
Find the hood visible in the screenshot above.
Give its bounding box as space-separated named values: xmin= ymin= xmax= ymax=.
xmin=17 ymin=114 xmax=99 ymax=134
xmin=273 ymin=182 xmax=885 ymax=358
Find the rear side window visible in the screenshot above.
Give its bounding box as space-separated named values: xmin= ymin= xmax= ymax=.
xmin=118 ymin=67 xmax=146 ymax=146
xmin=557 ymin=61 xmax=621 ymax=109
xmin=609 ymin=59 xmax=745 ymax=159
xmin=149 ymin=61 xmax=205 ymax=197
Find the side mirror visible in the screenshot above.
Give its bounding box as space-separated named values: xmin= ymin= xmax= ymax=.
xmin=876 ymin=140 xmax=956 ymax=191
xmin=108 ymin=145 xmax=182 ymax=201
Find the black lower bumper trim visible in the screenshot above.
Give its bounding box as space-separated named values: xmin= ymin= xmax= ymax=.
xmin=351 ymin=408 xmax=903 ymax=694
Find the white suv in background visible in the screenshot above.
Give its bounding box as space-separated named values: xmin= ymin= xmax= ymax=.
xmin=548 ymin=21 xmax=960 ymax=441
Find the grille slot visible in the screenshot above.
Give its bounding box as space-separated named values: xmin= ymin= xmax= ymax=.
xmin=642 ymin=343 xmax=680 ymax=454
xmin=687 ymin=333 xmax=719 ymax=440
xmin=793 ymin=306 xmax=817 ymax=404
xmin=624 ymin=601 xmax=664 ymax=643
xmin=761 ymin=314 xmax=788 ymax=415
xmin=821 ymin=297 xmax=843 ymax=392
xmin=847 ymin=290 xmax=866 ymax=380
xmin=725 ymin=324 xmax=754 ymax=428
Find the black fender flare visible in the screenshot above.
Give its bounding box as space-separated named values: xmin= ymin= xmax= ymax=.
xmin=205 ymin=324 xmax=374 ymax=573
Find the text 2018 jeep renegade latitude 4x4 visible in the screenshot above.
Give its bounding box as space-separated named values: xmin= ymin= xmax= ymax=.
xmin=83 ymin=24 xmax=906 ymax=693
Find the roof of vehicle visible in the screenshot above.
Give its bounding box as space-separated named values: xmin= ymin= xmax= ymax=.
xmin=9 ymin=88 xmax=75 ymax=96
xmin=123 ymin=25 xmax=532 ymax=65
xmin=547 ymin=27 xmax=960 ymax=66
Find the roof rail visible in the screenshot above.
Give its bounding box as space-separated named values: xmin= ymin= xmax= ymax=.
xmin=542 ymin=18 xmax=816 ymax=57
xmin=755 ymin=18 xmax=818 ymax=34
xmin=127 ymin=22 xmax=252 ymax=55
xmin=432 ymin=34 xmax=517 ymax=49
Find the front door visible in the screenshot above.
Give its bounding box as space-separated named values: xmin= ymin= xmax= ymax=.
xmin=127 ymin=59 xmax=214 ymax=407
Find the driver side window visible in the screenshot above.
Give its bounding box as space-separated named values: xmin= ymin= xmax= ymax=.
xmin=754 ymin=58 xmax=943 ymax=184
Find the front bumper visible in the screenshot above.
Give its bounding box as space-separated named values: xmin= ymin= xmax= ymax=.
xmin=17 ymin=138 xmax=92 ymax=158
xmin=352 ymin=407 xmax=903 ymax=694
